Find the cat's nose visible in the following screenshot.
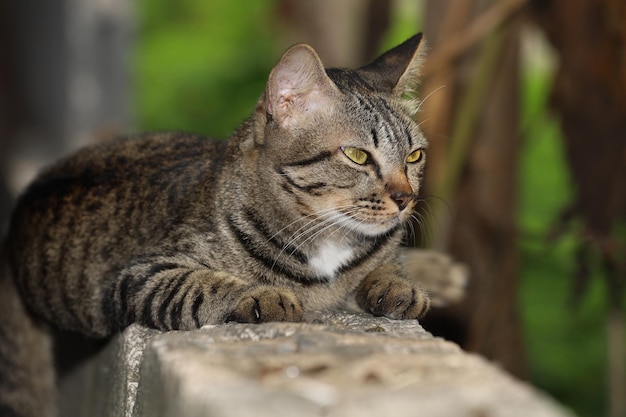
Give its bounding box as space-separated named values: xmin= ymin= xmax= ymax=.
xmin=390 ymin=191 xmax=413 ymax=211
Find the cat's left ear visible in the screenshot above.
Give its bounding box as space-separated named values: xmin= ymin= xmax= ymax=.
xmin=359 ymin=33 xmax=426 ymax=106
xmin=265 ymin=44 xmax=338 ymax=129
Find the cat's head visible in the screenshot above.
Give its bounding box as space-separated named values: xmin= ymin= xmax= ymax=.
xmin=253 ymin=34 xmax=427 ymax=238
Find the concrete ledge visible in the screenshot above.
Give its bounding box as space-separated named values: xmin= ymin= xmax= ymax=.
xmin=59 ymin=312 xmax=574 ymax=417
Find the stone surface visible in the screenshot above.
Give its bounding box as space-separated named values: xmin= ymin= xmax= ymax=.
xmin=59 ymin=312 xmax=574 ymax=417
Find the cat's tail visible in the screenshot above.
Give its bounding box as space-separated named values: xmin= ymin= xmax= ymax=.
xmin=0 ymin=246 xmax=56 ymax=417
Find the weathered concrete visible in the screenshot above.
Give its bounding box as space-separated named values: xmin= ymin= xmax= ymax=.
xmin=59 ymin=312 xmax=574 ymax=417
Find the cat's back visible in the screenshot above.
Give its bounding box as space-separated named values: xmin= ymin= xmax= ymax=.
xmin=20 ymin=132 xmax=224 ymax=197
xmin=7 ymin=132 xmax=227 ymax=306
xmin=12 ymin=131 xmax=224 ymax=223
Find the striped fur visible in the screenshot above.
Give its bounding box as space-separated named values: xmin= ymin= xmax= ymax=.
xmin=0 ymin=34 xmax=430 ymax=416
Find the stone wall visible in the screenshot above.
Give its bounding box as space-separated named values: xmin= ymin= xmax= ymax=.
xmin=58 ymin=312 xmax=574 ymax=417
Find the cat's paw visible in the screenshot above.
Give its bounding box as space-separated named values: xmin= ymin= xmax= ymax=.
xmin=227 ymin=286 xmax=303 ymax=323
xmin=356 ymin=275 xmax=430 ymax=320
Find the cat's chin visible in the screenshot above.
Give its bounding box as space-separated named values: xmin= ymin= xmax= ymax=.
xmin=339 ymin=215 xmax=403 ymax=238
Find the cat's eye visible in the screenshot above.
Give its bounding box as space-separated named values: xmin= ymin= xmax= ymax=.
xmin=341 ymin=146 xmax=368 ymax=165
xmin=406 ymin=149 xmax=423 ymax=163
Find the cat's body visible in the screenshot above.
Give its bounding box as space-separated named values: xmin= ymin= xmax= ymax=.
xmin=1 ymin=34 xmax=429 ymax=417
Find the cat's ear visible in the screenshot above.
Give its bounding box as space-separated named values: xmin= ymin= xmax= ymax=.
xmin=359 ymin=33 xmax=426 ymax=107
xmin=265 ymin=44 xmax=338 ymax=128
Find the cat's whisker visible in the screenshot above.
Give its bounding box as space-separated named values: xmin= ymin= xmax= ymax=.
xmin=416 ymin=84 xmax=446 ymax=113
xmin=418 ymin=194 xmax=451 ymax=215
xmin=417 ymin=211 xmax=430 ymax=246
xmin=293 ymin=208 xmax=358 ymax=246
xmin=403 ymin=214 xmax=417 ymax=247
xmin=416 ymin=117 xmax=431 ymax=129
xmin=270 ymin=206 xmax=359 ymax=271
xmin=326 ymin=209 xmax=363 ymax=244
xmin=414 ymin=195 xmax=449 ymax=243
xmin=281 ymin=205 xmax=356 ymax=247
xmin=422 ymin=209 xmax=437 ymax=246
xmin=408 ymin=211 xmax=427 ymax=247
xmin=265 ymin=206 xmax=339 ymax=243
xmin=410 ymin=210 xmax=426 ymax=246
xmin=336 ymin=209 xmax=366 ymax=243
xmin=286 ymin=206 xmax=362 ymax=254
xmin=284 ymin=215 xmax=344 ymax=259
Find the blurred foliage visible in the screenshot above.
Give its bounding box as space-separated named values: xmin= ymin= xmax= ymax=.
xmin=519 ymin=64 xmax=607 ymax=416
xmin=378 ymin=0 xmax=423 ymax=53
xmin=134 ymin=0 xmax=281 ymax=138
xmin=133 ymin=2 xmax=607 ymax=416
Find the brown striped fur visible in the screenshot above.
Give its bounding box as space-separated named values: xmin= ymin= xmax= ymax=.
xmin=0 ymin=34 xmax=430 ymax=416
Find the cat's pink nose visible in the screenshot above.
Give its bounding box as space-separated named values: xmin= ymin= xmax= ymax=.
xmin=390 ymin=191 xmax=412 ymax=211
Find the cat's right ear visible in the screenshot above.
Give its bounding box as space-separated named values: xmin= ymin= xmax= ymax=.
xmin=265 ymin=44 xmax=338 ymax=129
xmin=358 ymin=33 xmax=426 ymax=113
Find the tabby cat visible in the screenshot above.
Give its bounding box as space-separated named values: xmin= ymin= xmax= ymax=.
xmin=0 ymin=34 xmax=430 ymax=416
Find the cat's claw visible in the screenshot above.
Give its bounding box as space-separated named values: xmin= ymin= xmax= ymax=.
xmin=228 ymin=286 xmax=303 ymax=323
xmin=357 ymin=276 xmax=430 ymax=320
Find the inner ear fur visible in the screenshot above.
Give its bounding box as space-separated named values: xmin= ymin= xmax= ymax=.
xmin=265 ymin=44 xmax=338 ymax=128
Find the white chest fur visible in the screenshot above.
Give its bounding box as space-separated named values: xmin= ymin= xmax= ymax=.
xmin=308 ymin=240 xmax=354 ymax=279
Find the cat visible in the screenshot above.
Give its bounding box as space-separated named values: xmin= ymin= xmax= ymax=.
xmin=0 ymin=33 xmax=429 ymax=417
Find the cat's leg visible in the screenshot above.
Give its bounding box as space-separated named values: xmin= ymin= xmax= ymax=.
xmin=102 ymin=255 xmax=303 ymax=333
xmin=355 ymin=264 xmax=430 ymax=320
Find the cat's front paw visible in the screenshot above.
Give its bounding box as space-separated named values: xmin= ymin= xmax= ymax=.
xmin=356 ymin=274 xmax=430 ymax=320
xmin=227 ymin=286 xmax=303 ymax=323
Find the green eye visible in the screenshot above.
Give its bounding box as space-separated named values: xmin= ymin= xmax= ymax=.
xmin=341 ymin=146 xmax=368 ymax=165
xmin=406 ymin=149 xmax=423 ymax=163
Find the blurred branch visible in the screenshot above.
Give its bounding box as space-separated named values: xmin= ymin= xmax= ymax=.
xmin=431 ymin=26 xmax=509 ymax=250
xmin=422 ymin=0 xmax=526 ymax=78
xmin=436 ymin=29 xmax=507 ymax=203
